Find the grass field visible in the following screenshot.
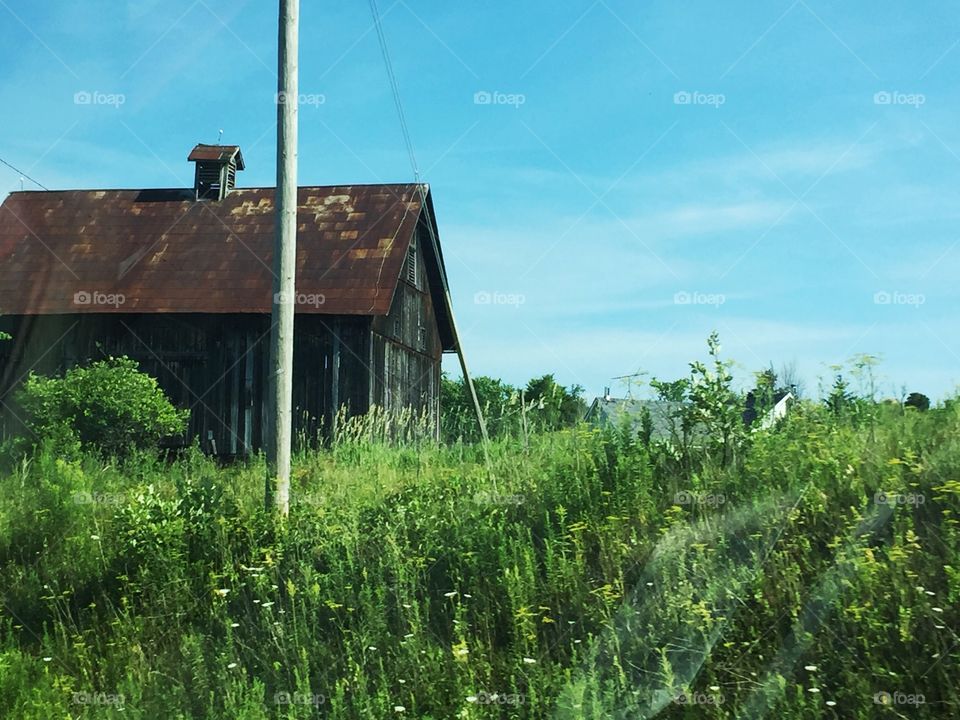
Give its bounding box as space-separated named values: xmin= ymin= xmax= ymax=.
xmin=0 ymin=396 xmax=958 ymax=718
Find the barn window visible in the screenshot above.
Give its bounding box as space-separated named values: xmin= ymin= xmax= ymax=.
xmin=405 ymin=241 xmax=418 ymax=288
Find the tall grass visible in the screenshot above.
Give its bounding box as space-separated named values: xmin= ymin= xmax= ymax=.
xmin=0 ymin=400 xmax=957 ymax=718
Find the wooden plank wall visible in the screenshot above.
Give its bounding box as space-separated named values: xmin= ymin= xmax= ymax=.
xmin=369 ymin=229 xmax=443 ymax=433
xmin=0 ymin=313 xmax=374 ymax=455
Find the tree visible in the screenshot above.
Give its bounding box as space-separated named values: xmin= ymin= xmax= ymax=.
xmin=905 ymin=392 xmax=931 ymax=412
xmin=825 ymin=374 xmax=854 ymax=416
xmin=648 ymin=376 xmax=695 ymax=470
xmin=441 ymin=374 xmax=518 ymax=442
xmin=523 ymin=374 xmax=585 ymax=431
xmin=744 ymin=366 xmax=793 ymax=427
xmin=16 ymin=356 xmax=188 ymax=457
xmin=777 ymin=359 xmax=805 ymax=398
xmin=441 ymin=373 xmax=586 ymax=441
xmin=688 ymin=332 xmax=745 ymax=466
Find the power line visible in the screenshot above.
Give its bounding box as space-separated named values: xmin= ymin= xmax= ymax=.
xmin=367 ymin=1 xmax=493 ymax=459
xmin=0 ymin=157 xmax=49 ymax=191
xmin=368 ymin=0 xmax=420 ymax=182
xmin=366 ymin=0 xmax=444 ymax=288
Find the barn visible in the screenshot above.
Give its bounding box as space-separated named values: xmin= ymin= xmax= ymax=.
xmin=0 ymin=144 xmax=459 ymax=455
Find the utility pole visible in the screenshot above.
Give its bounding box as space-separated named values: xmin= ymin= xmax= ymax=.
xmin=266 ymin=0 xmax=299 ymax=516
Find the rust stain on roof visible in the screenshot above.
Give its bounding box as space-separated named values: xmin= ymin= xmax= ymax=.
xmin=0 ymin=184 xmax=425 ymax=316
xmin=187 ymin=144 xmax=245 ymax=169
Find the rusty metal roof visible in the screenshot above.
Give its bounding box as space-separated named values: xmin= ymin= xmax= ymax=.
xmin=187 ymin=144 xmax=245 ymax=170
xmin=0 ymin=184 xmax=436 ymax=319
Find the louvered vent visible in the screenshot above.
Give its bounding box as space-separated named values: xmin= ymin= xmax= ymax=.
xmin=188 ymin=144 xmax=245 ymax=201
xmin=405 ymin=242 xmax=418 ymax=287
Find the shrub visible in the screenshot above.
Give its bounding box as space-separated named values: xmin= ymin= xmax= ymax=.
xmin=16 ymin=356 xmax=188 ymax=457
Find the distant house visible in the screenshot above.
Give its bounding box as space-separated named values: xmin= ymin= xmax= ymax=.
xmin=584 ymin=394 xmax=687 ymax=441
xmin=586 ymin=389 xmax=796 ymax=438
xmin=0 ymin=144 xmax=460 ymax=454
xmin=743 ymin=390 xmax=795 ymax=430
xmin=756 ymin=391 xmax=794 ymax=430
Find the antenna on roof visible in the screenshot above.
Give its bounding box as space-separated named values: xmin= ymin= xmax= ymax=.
xmin=19 ymin=177 xmax=24 ymax=191
xmin=612 ymin=371 xmax=647 ymax=399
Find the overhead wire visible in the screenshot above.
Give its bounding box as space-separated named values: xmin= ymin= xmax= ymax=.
xmin=366 ymin=0 xmax=493 ymax=457
xmin=0 ymin=157 xmax=48 ymax=190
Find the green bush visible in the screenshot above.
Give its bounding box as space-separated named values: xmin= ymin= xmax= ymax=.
xmin=16 ymin=356 xmax=188 ymax=457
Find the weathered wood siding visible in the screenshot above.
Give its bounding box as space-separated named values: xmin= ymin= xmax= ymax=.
xmin=0 ymin=313 xmax=372 ymax=455
xmin=370 ymin=228 xmax=442 ymax=431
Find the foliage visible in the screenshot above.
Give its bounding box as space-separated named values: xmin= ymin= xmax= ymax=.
xmin=906 ymin=392 xmax=931 ymax=412
xmin=441 ymin=373 xmax=584 ymax=443
xmin=522 ymin=374 xmax=586 ymax=432
xmin=15 ymin=356 xmax=188 ymax=458
xmin=0 ymin=344 xmax=957 ymax=718
xmin=743 ymin=366 xmax=792 ymax=427
xmin=825 ymin=374 xmax=855 ymax=417
xmin=648 ymin=332 xmax=746 ymax=472
xmin=687 ymin=331 xmax=746 ymax=466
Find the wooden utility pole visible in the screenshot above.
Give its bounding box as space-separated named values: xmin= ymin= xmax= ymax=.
xmin=266 ymin=0 xmax=299 ymax=516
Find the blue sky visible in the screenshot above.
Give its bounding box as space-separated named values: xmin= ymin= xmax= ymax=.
xmin=1 ymin=1 xmax=958 ymax=400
